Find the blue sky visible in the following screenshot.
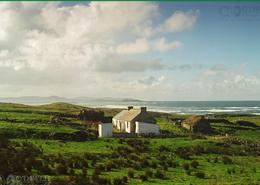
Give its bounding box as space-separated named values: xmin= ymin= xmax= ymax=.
xmin=159 ymin=2 xmax=260 ymax=70
xmin=0 ymin=2 xmax=260 ymax=100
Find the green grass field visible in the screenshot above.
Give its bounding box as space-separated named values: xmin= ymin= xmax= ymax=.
xmin=0 ymin=102 xmax=259 ymax=185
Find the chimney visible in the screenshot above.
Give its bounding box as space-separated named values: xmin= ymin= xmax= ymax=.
xmin=140 ymin=107 xmax=147 ymax=113
xmin=128 ymin=106 xmax=133 ymax=111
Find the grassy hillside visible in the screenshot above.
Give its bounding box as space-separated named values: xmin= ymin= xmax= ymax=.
xmin=0 ymin=102 xmax=259 ymax=185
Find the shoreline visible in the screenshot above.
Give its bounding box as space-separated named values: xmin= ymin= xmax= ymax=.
xmin=1 ymin=101 xmax=260 ymax=115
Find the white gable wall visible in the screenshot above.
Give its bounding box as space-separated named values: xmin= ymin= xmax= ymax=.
xmin=135 ymin=122 xmax=160 ymax=134
xmin=125 ymin=121 xmax=131 ymax=133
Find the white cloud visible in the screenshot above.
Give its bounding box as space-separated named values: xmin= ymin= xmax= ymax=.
xmin=204 ymin=64 xmax=227 ymax=76
xmin=159 ymin=10 xmax=199 ymax=32
xmin=223 ymin=75 xmax=259 ymax=89
xmin=0 ymin=2 xmax=203 ymax=99
xmin=116 ymin=37 xmax=182 ymax=54
xmin=95 ymin=58 xmax=164 ymax=73
xmin=0 ymin=49 xmax=9 ymax=57
xmin=137 ymin=75 xmax=165 ymax=86
xmin=116 ymin=38 xmax=150 ymax=55
xmin=153 ymin=38 xmax=182 ymax=52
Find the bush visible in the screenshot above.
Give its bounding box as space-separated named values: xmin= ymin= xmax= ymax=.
xmin=151 ymin=159 xmax=158 ymax=168
xmin=127 ymin=169 xmax=135 ymax=178
xmin=139 ymin=174 xmax=148 ymax=182
xmin=171 ymin=161 xmax=179 ymax=168
xmin=113 ymin=177 xmax=126 ymax=185
xmin=96 ymin=164 xmax=106 ymax=171
xmin=93 ymin=166 xmax=101 ymax=176
xmin=140 ymin=158 xmax=150 ymax=168
xmin=186 ymin=170 xmax=192 ymax=175
xmin=145 ymin=169 xmax=153 ymax=178
xmin=133 ymin=162 xmax=141 ymax=170
xmin=195 ymin=171 xmax=205 ymax=179
xmin=190 ymin=160 xmax=199 ymax=169
xmin=56 ymin=164 xmax=68 ymax=175
xmin=122 ymin=176 xmax=128 ymax=184
xmin=222 ymin=156 xmax=233 ymax=164
xmin=95 ymin=176 xmax=111 ymax=185
xmin=159 ymin=145 xmax=171 ymax=152
xmin=155 ymin=169 xmax=166 ymax=179
xmin=182 ymin=163 xmax=190 ymax=171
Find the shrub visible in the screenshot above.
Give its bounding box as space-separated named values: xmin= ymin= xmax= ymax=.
xmin=195 ymin=171 xmax=205 ymax=179
xmin=127 ymin=169 xmax=135 ymax=178
xmin=145 ymin=169 xmax=153 ymax=178
xmin=93 ymin=166 xmax=101 ymax=176
xmin=122 ymin=176 xmax=128 ymax=184
xmin=163 ymin=164 xmax=169 ymax=171
xmin=190 ymin=160 xmax=199 ymax=169
xmin=56 ymin=164 xmax=68 ymax=175
xmin=171 ymin=161 xmax=179 ymax=168
xmin=159 ymin=145 xmax=171 ymax=152
xmin=222 ymin=156 xmax=233 ymax=164
xmin=81 ymin=168 xmax=87 ymax=176
xmin=40 ymin=165 xmax=53 ymax=175
xmin=182 ymin=163 xmax=190 ymax=171
xmin=113 ymin=177 xmax=125 ymax=185
xmin=186 ymin=170 xmax=192 ymax=175
xmin=133 ymin=162 xmax=141 ymax=170
xmin=95 ymin=176 xmax=111 ymax=185
xmin=139 ymin=174 xmax=148 ymax=182
xmin=140 ymin=158 xmax=150 ymax=168
xmin=96 ymin=164 xmax=106 ymax=171
xmin=155 ymin=169 xmax=166 ymax=179
xmin=151 ymin=159 xmax=158 ymax=168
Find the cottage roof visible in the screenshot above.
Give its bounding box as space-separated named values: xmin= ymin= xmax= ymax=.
xmin=113 ymin=110 xmax=128 ymax=120
xmin=113 ymin=108 xmax=156 ymax=123
xmin=183 ymin=115 xmax=207 ymax=126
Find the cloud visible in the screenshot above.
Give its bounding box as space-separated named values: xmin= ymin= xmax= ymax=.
xmin=0 ymin=2 xmax=203 ymax=99
xmin=0 ymin=3 xmax=200 ymax=73
xmin=116 ymin=38 xmax=150 ymax=55
xmin=204 ymin=64 xmax=227 ymax=76
xmin=223 ymin=75 xmax=259 ymax=89
xmin=158 ymin=10 xmax=199 ymax=32
xmin=137 ymin=75 xmax=165 ymax=86
xmin=95 ymin=58 xmax=164 ymax=73
xmin=0 ymin=2 xmax=161 ymax=71
xmin=116 ymin=37 xmax=182 ymax=54
xmin=153 ymin=38 xmax=182 ymax=52
xmin=168 ymin=63 xmax=204 ymax=71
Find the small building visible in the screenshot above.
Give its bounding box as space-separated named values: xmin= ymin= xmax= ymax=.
xmin=135 ymin=121 xmax=160 ymax=134
xmin=113 ymin=106 xmax=160 ymax=135
xmin=181 ymin=115 xmax=211 ymax=133
xmin=98 ymin=123 xmax=113 ymax=137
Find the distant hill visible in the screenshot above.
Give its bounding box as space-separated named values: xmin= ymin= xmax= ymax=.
xmin=0 ymin=96 xmax=142 ymax=104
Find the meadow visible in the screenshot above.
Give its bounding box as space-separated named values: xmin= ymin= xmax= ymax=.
xmin=0 ymin=102 xmax=259 ymax=185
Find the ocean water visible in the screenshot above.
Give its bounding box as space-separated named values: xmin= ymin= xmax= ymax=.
xmin=82 ymin=101 xmax=260 ymax=115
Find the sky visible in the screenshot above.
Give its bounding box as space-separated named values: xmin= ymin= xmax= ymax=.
xmin=0 ymin=2 xmax=260 ymax=101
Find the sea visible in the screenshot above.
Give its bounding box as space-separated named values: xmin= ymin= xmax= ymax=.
xmin=80 ymin=101 xmax=260 ymax=115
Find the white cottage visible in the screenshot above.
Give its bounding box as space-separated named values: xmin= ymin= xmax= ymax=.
xmin=112 ymin=106 xmax=160 ymax=134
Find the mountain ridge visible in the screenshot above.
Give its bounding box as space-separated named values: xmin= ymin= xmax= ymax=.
xmin=0 ymin=96 xmax=142 ymax=104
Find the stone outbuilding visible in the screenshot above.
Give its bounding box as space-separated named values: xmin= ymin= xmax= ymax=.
xmin=98 ymin=123 xmax=113 ymax=138
xmin=181 ymin=115 xmax=211 ymax=133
